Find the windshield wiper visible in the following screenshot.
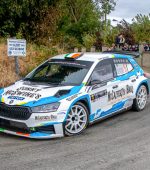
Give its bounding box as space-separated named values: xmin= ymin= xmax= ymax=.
xmin=46 ymin=82 xmax=65 ymax=86
xmin=23 ymin=79 xmax=76 ymax=86
xmin=24 ymin=78 xmax=32 ymax=81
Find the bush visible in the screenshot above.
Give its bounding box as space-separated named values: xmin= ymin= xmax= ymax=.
xmin=82 ymin=34 xmax=96 ymax=50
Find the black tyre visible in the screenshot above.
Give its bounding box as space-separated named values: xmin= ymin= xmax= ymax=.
xmin=64 ymin=102 xmax=89 ymax=136
xmin=132 ymin=85 xmax=148 ymax=111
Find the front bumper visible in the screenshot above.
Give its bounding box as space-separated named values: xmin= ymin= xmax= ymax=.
xmin=0 ymin=117 xmax=64 ymax=139
xmin=0 ymin=102 xmax=67 ymax=139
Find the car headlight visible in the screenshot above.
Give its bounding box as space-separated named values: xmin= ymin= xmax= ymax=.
xmin=31 ymin=102 xmax=60 ymax=113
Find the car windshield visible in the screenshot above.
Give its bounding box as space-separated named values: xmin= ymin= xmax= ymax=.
xmin=24 ymin=59 xmax=93 ymax=86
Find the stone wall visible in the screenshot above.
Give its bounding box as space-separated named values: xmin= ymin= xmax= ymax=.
xmin=135 ymin=52 xmax=150 ymax=68
xmin=141 ymin=52 xmax=150 ymax=67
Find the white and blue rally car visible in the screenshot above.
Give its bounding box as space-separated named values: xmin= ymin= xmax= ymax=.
xmin=0 ymin=52 xmax=149 ymax=139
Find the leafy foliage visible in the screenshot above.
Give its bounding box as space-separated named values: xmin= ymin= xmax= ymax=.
xmin=0 ymin=0 xmax=116 ymax=49
xmin=56 ymin=0 xmax=101 ymax=44
xmin=132 ymin=14 xmax=150 ymax=43
xmin=0 ymin=0 xmax=58 ymax=39
xmin=95 ymin=0 xmax=116 ymax=19
xmin=117 ymin=19 xmax=135 ymax=45
xmin=82 ymin=34 xmax=96 ymax=49
xmin=110 ymin=14 xmax=150 ymax=45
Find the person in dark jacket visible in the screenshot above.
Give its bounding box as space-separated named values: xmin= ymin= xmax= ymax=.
xmin=115 ymin=34 xmax=120 ymax=48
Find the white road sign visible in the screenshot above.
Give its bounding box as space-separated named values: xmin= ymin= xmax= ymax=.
xmin=7 ymin=39 xmax=26 ymax=57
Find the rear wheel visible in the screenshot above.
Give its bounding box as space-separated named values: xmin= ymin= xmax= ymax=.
xmin=133 ymin=85 xmax=148 ymax=111
xmin=64 ymin=102 xmax=89 ymax=136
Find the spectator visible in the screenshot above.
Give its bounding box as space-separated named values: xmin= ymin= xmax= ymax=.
xmin=132 ymin=45 xmax=136 ymax=51
xmin=119 ymin=34 xmax=125 ymax=48
xmin=115 ymin=34 xmax=120 ymax=48
xmin=122 ymin=43 xmax=129 ymax=51
xmin=128 ymin=45 xmax=133 ymax=51
xmin=135 ymin=44 xmax=139 ymax=52
xmin=108 ymin=43 xmax=116 ymax=51
xmin=144 ymin=44 xmax=150 ymax=51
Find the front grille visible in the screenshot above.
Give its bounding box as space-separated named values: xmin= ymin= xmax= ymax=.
xmin=35 ymin=125 xmax=55 ymax=134
xmin=0 ymin=118 xmax=30 ymax=133
xmin=0 ymin=118 xmax=55 ymax=134
xmin=0 ymin=103 xmax=31 ymax=120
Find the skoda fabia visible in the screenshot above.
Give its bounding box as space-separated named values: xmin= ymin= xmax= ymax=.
xmin=0 ymin=52 xmax=149 ymax=139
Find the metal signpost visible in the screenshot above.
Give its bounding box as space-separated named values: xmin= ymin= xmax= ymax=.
xmin=7 ymin=39 xmax=26 ymax=76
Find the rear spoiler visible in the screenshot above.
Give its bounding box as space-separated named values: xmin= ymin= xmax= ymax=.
xmin=102 ymin=51 xmax=141 ymax=58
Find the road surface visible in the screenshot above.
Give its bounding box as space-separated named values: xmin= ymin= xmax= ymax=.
xmin=0 ymin=100 xmax=150 ymax=170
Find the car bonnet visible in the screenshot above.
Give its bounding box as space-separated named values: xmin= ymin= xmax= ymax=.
xmin=0 ymin=81 xmax=83 ymax=107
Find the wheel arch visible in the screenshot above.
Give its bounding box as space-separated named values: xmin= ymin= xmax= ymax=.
xmin=64 ymin=96 xmax=91 ymax=136
xmin=76 ymin=98 xmax=91 ymax=115
xmin=136 ymin=80 xmax=150 ymax=95
xmin=142 ymin=82 xmax=149 ymax=95
xmin=133 ymin=80 xmax=149 ymax=111
xmin=64 ymin=95 xmax=91 ymax=122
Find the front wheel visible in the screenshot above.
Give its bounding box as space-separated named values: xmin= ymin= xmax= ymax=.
xmin=64 ymin=102 xmax=89 ymax=136
xmin=132 ymin=85 xmax=148 ymax=111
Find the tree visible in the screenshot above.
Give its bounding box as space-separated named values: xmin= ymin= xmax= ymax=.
xmin=56 ymin=0 xmax=101 ymax=43
xmin=0 ymin=0 xmax=58 ymax=40
xmin=94 ymin=0 xmax=116 ymax=23
xmin=132 ymin=14 xmax=150 ymax=43
xmin=0 ymin=0 xmax=117 ymax=48
xmin=92 ymin=0 xmax=116 ymax=46
xmin=117 ymin=19 xmax=135 ymax=45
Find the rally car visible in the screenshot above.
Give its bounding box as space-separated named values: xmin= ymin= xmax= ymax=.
xmin=0 ymin=52 xmax=149 ymax=139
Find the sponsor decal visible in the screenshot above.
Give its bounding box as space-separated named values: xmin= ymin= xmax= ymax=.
xmin=17 ymin=87 xmax=41 ymax=92
xmin=35 ymin=115 xmax=57 ymax=121
xmin=3 ymin=86 xmax=42 ymax=100
xmin=114 ymin=59 xmax=129 ymax=64
xmin=49 ymin=61 xmax=86 ymax=67
xmin=90 ymin=90 xmax=107 ymax=102
xmin=57 ymin=112 xmax=66 ymax=115
xmin=108 ymin=85 xmax=133 ymax=102
xmin=66 ymin=93 xmax=81 ymax=101
xmin=8 ymin=96 xmax=25 ymax=100
xmin=126 ymin=85 xmax=133 ymax=94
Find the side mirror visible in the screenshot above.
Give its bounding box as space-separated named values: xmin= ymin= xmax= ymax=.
xmin=89 ymin=79 xmax=101 ymax=86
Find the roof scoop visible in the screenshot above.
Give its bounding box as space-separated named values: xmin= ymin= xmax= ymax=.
xmin=54 ymin=90 xmax=71 ymax=98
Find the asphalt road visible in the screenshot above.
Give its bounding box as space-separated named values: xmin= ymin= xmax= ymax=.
xmin=0 ymin=101 xmax=150 ymax=170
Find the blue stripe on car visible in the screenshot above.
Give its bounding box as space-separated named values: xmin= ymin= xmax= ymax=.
xmin=23 ymin=84 xmax=84 ymax=107
xmin=90 ymin=100 xmax=127 ymax=122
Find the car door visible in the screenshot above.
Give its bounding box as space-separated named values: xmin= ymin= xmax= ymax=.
xmin=112 ymin=57 xmax=135 ymax=108
xmin=87 ymin=58 xmax=118 ymax=122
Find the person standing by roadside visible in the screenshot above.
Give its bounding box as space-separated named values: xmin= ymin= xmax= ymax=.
xmin=119 ymin=34 xmax=125 ymax=48
xmin=115 ymin=34 xmax=120 ymax=49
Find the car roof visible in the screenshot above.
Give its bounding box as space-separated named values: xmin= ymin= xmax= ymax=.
xmin=50 ymin=52 xmax=133 ymax=62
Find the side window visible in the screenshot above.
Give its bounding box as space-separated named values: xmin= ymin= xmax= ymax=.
xmin=90 ymin=59 xmax=114 ymax=84
xmin=113 ymin=58 xmax=133 ymax=76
